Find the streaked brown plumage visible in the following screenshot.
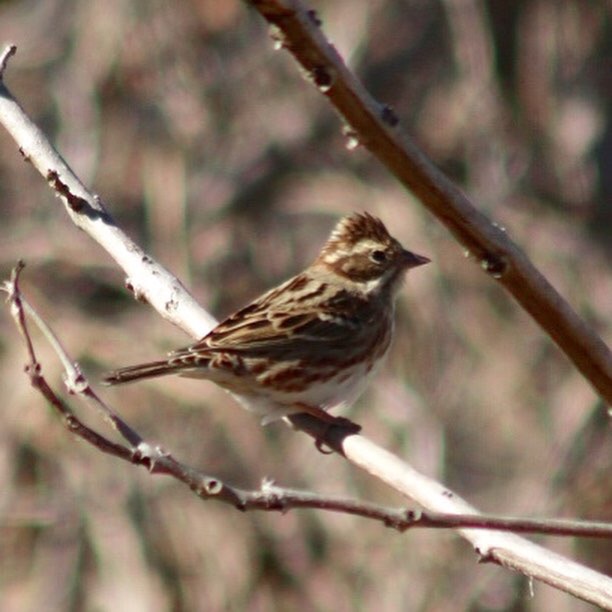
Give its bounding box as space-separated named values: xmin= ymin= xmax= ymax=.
xmin=104 ymin=212 xmax=429 ymax=425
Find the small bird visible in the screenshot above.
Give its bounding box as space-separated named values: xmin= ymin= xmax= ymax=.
xmin=105 ymin=213 xmax=429 ymax=429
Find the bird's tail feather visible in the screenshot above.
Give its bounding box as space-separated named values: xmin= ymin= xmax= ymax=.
xmin=103 ymin=360 xmax=177 ymax=385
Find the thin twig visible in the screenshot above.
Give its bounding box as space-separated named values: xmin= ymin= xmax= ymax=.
xmin=6 ymin=264 xmax=144 ymax=448
xmin=4 ymin=265 xmax=612 ymax=540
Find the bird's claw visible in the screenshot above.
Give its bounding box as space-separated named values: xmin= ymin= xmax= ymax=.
xmin=313 ymin=416 xmax=362 ymax=454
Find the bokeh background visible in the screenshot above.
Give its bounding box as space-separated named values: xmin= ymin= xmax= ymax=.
xmin=0 ymin=1 xmax=610 ymax=610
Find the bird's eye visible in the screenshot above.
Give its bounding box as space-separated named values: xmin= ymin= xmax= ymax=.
xmin=370 ymin=249 xmax=387 ymax=264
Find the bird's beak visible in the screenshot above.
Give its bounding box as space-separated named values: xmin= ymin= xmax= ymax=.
xmin=402 ymin=250 xmax=431 ymax=269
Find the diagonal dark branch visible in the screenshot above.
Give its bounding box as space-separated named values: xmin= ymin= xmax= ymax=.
xmin=246 ymin=0 xmax=612 ymax=405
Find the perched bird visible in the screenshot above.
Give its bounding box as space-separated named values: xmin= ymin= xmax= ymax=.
xmin=105 ymin=213 xmax=429 ymax=429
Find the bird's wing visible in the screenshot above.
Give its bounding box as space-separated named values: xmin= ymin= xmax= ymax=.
xmin=172 ymin=274 xmax=374 ymax=359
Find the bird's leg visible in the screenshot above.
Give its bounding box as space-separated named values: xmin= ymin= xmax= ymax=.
xmin=294 ymin=403 xmax=362 ymax=453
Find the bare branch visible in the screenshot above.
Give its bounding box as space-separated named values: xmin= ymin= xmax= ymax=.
xmin=245 ymin=0 xmax=612 ymax=405
xmin=4 ymin=268 xmax=612 ymax=542
xmin=0 ymin=47 xmax=216 ymax=340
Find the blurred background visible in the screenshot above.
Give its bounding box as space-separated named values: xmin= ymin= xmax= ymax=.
xmin=0 ymin=1 xmax=610 ymax=610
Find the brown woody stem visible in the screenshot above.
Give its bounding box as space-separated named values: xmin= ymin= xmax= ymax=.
xmin=247 ymin=0 xmax=612 ymax=404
